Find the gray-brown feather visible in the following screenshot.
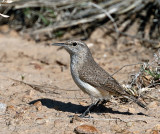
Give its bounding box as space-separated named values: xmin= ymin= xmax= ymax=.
xmin=78 ymin=52 xmax=147 ymax=109
xmin=78 ymin=54 xmax=127 ymax=97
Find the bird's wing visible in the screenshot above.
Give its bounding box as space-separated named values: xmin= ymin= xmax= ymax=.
xmin=78 ymin=61 xmax=126 ymax=96
xmin=78 ymin=60 xmax=147 ymax=109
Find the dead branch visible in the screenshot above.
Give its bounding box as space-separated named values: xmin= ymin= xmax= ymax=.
xmin=101 ymin=25 xmax=160 ymax=45
xmin=31 ymin=13 xmax=107 ymax=35
xmin=9 ymin=78 xmax=59 ymax=94
xmin=0 ymin=0 xmax=159 ymax=42
xmin=111 ymin=63 xmax=143 ymax=76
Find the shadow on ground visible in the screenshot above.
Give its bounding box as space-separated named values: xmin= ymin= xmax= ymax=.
xmin=29 ymin=98 xmax=86 ymax=113
xmin=29 ymin=98 xmax=145 ymax=115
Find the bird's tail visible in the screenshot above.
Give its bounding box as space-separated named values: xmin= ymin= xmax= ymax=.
xmin=125 ymin=95 xmax=148 ymax=110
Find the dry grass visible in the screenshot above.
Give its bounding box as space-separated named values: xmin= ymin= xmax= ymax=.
xmin=0 ymin=0 xmax=160 ymax=44
xmin=122 ymin=49 xmax=160 ymax=102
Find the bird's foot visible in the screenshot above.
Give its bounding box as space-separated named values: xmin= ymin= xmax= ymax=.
xmin=100 ymin=100 xmax=108 ymax=105
xmin=79 ymin=100 xmax=101 ymax=117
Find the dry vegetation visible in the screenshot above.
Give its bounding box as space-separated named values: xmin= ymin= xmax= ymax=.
xmin=0 ymin=0 xmax=160 ymax=44
xmin=122 ymin=50 xmax=160 ymax=103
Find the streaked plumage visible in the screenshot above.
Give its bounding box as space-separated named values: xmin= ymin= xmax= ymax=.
xmin=52 ymin=40 xmax=147 ymax=116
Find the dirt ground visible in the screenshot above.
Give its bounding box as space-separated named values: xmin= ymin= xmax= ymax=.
xmin=0 ymin=25 xmax=160 ymax=134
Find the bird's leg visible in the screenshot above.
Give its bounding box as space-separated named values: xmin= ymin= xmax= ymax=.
xmin=80 ymin=99 xmax=100 ymax=117
xmin=99 ymin=99 xmax=108 ymax=105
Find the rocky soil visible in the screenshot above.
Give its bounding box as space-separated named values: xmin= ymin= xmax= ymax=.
xmin=0 ymin=25 xmax=159 ymax=134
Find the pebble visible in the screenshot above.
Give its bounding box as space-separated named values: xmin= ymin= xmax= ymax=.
xmin=145 ymin=129 xmax=152 ymax=134
xmin=0 ymin=25 xmax=10 ymax=33
xmin=132 ymin=131 xmax=140 ymax=134
xmin=79 ymin=101 xmax=88 ymax=106
xmin=145 ymin=124 xmax=160 ymax=134
xmin=153 ymin=124 xmax=160 ymax=130
xmin=36 ymin=118 xmax=46 ymax=124
xmin=70 ymin=115 xmax=83 ymax=123
xmin=111 ymin=125 xmax=122 ymax=133
xmin=0 ymin=103 xmax=7 ymax=114
xmin=34 ymin=101 xmax=42 ymax=111
xmin=7 ymin=105 xmax=15 ymax=111
xmin=152 ymin=130 xmax=159 ymax=134
xmin=74 ymin=124 xmax=99 ymax=134
xmin=26 ymin=90 xmax=34 ymax=96
xmin=54 ymin=119 xmax=62 ymax=128
xmin=128 ymin=108 xmax=136 ymax=114
xmin=22 ymin=95 xmax=31 ymax=103
xmin=126 ymin=122 xmax=133 ymax=127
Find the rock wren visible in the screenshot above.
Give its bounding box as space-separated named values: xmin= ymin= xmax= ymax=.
xmin=52 ymin=40 xmax=147 ymax=117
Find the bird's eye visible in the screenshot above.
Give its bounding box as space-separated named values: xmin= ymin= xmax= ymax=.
xmin=73 ymin=42 xmax=77 ymax=46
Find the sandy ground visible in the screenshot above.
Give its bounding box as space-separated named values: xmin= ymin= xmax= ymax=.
xmin=0 ymin=26 xmax=160 ymax=134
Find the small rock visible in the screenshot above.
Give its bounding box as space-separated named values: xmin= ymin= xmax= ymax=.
xmin=74 ymin=124 xmax=99 ymax=134
xmin=145 ymin=129 xmax=152 ymax=134
xmin=79 ymin=101 xmax=88 ymax=106
xmin=0 ymin=25 xmax=10 ymax=33
xmin=7 ymin=105 xmax=15 ymax=111
xmin=33 ymin=101 xmax=42 ymax=106
xmin=121 ymin=129 xmax=131 ymax=134
xmin=32 ymin=63 xmax=42 ymax=70
xmin=118 ymin=105 xmax=128 ymax=112
xmin=148 ymin=101 xmax=158 ymax=108
xmin=111 ymin=125 xmax=130 ymax=133
xmin=34 ymin=101 xmax=42 ymax=111
xmin=128 ymin=108 xmax=136 ymax=114
xmin=153 ymin=124 xmax=160 ymax=130
xmin=145 ymin=125 xmax=160 ymax=134
xmin=152 ymin=130 xmax=159 ymax=134
xmin=22 ymin=95 xmax=32 ymax=102
xmin=132 ymin=131 xmax=140 ymax=134
xmin=26 ymin=90 xmax=34 ymax=96
xmin=70 ymin=115 xmax=83 ymax=123
xmin=126 ymin=122 xmax=133 ymax=127
xmin=36 ymin=118 xmax=46 ymax=124
xmin=111 ymin=125 xmax=122 ymax=133
xmin=0 ymin=103 xmax=7 ymax=114
xmin=54 ymin=119 xmax=62 ymax=128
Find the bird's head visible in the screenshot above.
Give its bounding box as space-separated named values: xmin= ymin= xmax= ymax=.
xmin=52 ymin=40 xmax=90 ymax=56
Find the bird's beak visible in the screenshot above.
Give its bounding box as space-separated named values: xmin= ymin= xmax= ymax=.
xmin=52 ymin=43 xmax=66 ymax=46
xmin=52 ymin=43 xmax=66 ymax=50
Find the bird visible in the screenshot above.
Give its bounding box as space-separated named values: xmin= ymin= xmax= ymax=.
xmin=52 ymin=40 xmax=147 ymax=117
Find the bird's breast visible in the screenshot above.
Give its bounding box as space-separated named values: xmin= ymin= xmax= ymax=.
xmin=70 ymin=63 xmax=103 ymax=98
